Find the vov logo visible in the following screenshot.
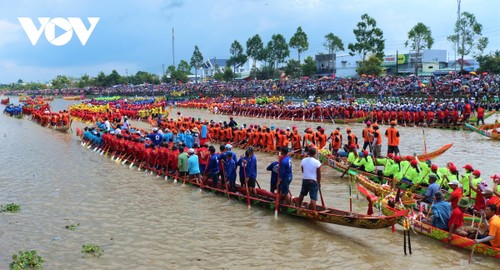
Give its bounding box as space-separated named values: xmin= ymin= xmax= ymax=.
xmin=18 ymin=17 xmax=100 ymax=46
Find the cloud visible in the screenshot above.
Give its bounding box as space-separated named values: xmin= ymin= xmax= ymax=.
xmin=161 ymin=0 xmax=187 ymax=20
xmin=0 ymin=20 xmax=22 ymax=47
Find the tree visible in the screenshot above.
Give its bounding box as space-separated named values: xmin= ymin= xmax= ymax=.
xmin=405 ymin=22 xmax=434 ymax=75
xmin=228 ymin=40 xmax=248 ymax=73
xmin=448 ymin=12 xmax=489 ymax=72
xmin=302 ymin=56 xmax=317 ymax=77
xmin=51 ymin=75 xmax=71 ymax=89
xmin=106 ymin=70 xmax=122 ymax=86
xmin=284 ymin=59 xmax=301 ymax=78
xmin=246 ymin=34 xmax=264 ymax=73
xmin=213 ymin=64 xmax=224 ymax=81
xmin=178 ymin=60 xmax=192 ymax=74
xmin=190 ymin=45 xmax=204 ymax=83
xmin=477 ymin=50 xmax=500 ymax=74
xmin=356 ymin=55 xmax=383 ymax=76
xmin=95 ymin=71 xmax=106 ymax=87
xmin=289 ymin=26 xmax=309 ymax=63
xmin=269 ymin=34 xmax=290 ymax=69
xmin=17 ymin=79 xmax=23 ymax=84
xmin=223 ymin=66 xmax=235 ymax=81
xmin=324 ymin=33 xmax=344 ymax=70
xmin=348 ymin=14 xmax=385 ymax=61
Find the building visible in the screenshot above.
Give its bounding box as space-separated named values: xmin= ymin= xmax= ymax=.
xmin=315 ymin=54 xmax=335 ymax=77
xmin=382 ymin=49 xmax=448 ymax=75
xmin=201 ymin=58 xmax=261 ymax=80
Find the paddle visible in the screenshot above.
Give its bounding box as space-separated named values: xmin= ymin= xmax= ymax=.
xmin=275 ymin=161 xmax=281 ymax=218
xmin=341 ymin=162 xmax=354 ymax=178
xmin=468 ymin=214 xmax=484 ymax=264
xmin=422 ymin=128 xmax=427 ymax=154
xmin=319 ymin=185 xmax=326 ymax=209
xmin=243 ymin=164 xmax=251 ymax=208
xmin=349 ymin=173 xmax=353 ymax=212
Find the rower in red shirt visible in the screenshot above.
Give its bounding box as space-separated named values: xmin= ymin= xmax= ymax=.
xmin=447 ymin=179 xmax=463 ymax=209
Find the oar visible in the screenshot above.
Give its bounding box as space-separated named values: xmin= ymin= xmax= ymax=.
xmin=275 ymin=162 xmax=281 ymax=218
xmin=243 ymin=165 xmax=251 ymax=208
xmin=422 ymin=128 xmax=428 ymax=154
xmin=319 ymin=186 xmax=326 ymax=209
xmin=341 ymin=162 xmax=354 ymax=178
xmin=349 ymin=173 xmax=353 ymax=212
xmin=468 ymin=214 xmax=484 ymax=264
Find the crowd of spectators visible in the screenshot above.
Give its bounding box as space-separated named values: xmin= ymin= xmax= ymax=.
xmin=4 ymin=74 xmax=500 ymax=101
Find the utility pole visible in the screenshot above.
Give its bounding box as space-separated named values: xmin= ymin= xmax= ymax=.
xmin=172 ymin=28 xmax=175 ymax=67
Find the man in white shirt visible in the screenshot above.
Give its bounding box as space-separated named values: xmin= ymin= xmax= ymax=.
xmin=297 ymin=147 xmax=322 ymax=211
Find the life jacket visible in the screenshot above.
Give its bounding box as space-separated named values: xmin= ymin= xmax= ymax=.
xmin=386 ymin=127 xmax=399 ymax=146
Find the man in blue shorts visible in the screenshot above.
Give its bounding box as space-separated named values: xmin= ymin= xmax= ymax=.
xmin=277 ymin=147 xmax=293 ymax=205
xmin=297 ymin=147 xmax=322 ymax=211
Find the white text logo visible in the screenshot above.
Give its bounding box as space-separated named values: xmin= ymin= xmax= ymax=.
xmin=18 ymin=17 xmax=100 ymax=46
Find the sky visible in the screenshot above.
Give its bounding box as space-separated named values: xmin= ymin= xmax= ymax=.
xmin=0 ymin=0 xmax=499 ymax=83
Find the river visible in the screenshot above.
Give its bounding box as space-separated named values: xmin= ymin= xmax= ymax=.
xmin=1 ymin=97 xmax=498 ymax=269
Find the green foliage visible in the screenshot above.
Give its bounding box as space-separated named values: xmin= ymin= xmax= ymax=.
xmin=268 ymin=34 xmax=290 ymax=68
xmin=1 ymin=203 xmax=21 ymax=212
xmin=10 ymin=250 xmax=44 ymax=270
xmin=284 ymin=59 xmax=301 ymax=78
xmin=166 ymin=62 xmax=190 ymax=83
xmin=356 ymin=55 xmax=384 ymax=76
xmin=405 ymin=22 xmax=434 ymax=75
xmin=51 ymin=75 xmax=71 ymax=89
xmin=65 ymin=223 xmax=80 ymax=230
xmin=324 ymin=33 xmax=344 ymax=56
xmin=301 ymin=56 xmax=317 ymax=77
xmin=289 ymin=26 xmax=309 ymax=62
xmin=190 ymin=45 xmax=204 ymax=82
xmin=246 ymin=34 xmax=264 ymax=79
xmin=256 ymin=66 xmax=277 ymax=80
xmin=448 ymin=11 xmax=489 ymax=71
xmin=348 ymin=14 xmax=385 ymax=61
xmin=223 ymin=66 xmax=235 ymax=81
xmin=477 ymin=50 xmax=500 ymax=74
xmin=82 ymin=244 xmax=103 ymax=257
xmin=228 ymin=40 xmax=248 ymax=73
xmin=213 ymin=64 xmax=224 ymax=81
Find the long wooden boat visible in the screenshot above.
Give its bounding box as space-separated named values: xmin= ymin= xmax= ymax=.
xmin=81 ymin=139 xmax=407 ymax=229
xmin=355 ymin=182 xmax=500 ymax=259
xmin=465 ymin=123 xmax=500 ymax=140
xmin=427 ymin=110 xmax=497 ymax=130
xmin=3 ymin=105 xmax=24 ymax=118
xmin=1 ymin=97 xmax=9 ymax=105
xmin=317 ymin=143 xmax=453 ymax=184
xmin=63 ymin=95 xmax=85 ymax=101
xmin=380 ymin=200 xmax=500 ymax=259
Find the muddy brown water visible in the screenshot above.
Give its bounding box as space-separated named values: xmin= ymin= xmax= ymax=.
xmin=1 ymin=99 xmax=498 ymax=269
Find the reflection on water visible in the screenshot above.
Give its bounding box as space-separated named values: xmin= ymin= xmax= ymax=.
xmin=0 ymin=100 xmax=498 ymax=269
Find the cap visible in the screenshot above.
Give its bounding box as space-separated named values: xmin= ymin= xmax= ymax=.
xmin=491 ymin=174 xmax=500 ymax=181
xmin=463 ymin=164 xmax=473 ymax=171
xmin=363 ymin=150 xmax=369 ymax=157
xmin=431 ymin=164 xmax=438 ymax=170
xmin=387 ymin=153 xmax=394 ymax=159
xmin=390 ymin=120 xmax=397 ymax=125
xmin=286 ymin=127 xmax=290 ymax=130
xmin=449 ymin=166 xmax=458 ymax=173
xmin=152 ymin=127 xmax=159 ymax=131
xmin=366 ymin=121 xmax=371 ymax=126
xmin=225 ymin=144 xmax=232 ymax=149
xmin=394 ymin=156 xmax=401 ymax=162
xmin=188 ymin=148 xmax=195 ymax=154
xmin=349 ymin=144 xmax=356 ymax=150
xmin=472 ymin=170 xmax=481 ymax=176
xmin=411 ymin=160 xmax=418 ymax=166
xmin=448 ymin=179 xmax=460 ymax=186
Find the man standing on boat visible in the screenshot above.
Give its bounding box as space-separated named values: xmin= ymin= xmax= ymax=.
xmin=277 ymin=147 xmax=293 ymax=205
xmin=244 ymin=147 xmax=258 ymax=196
xmin=187 ymin=148 xmax=201 ymax=184
xmin=385 ymin=121 xmax=400 ymax=156
xmin=297 ymin=147 xmax=322 ymax=211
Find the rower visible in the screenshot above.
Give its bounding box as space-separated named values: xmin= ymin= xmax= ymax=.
xmin=474 ymin=204 xmax=500 ymax=247
xmin=460 ymin=164 xmax=474 ymax=197
xmin=422 ymin=191 xmax=451 ymax=230
xmin=353 ymin=150 xmax=375 ymax=173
